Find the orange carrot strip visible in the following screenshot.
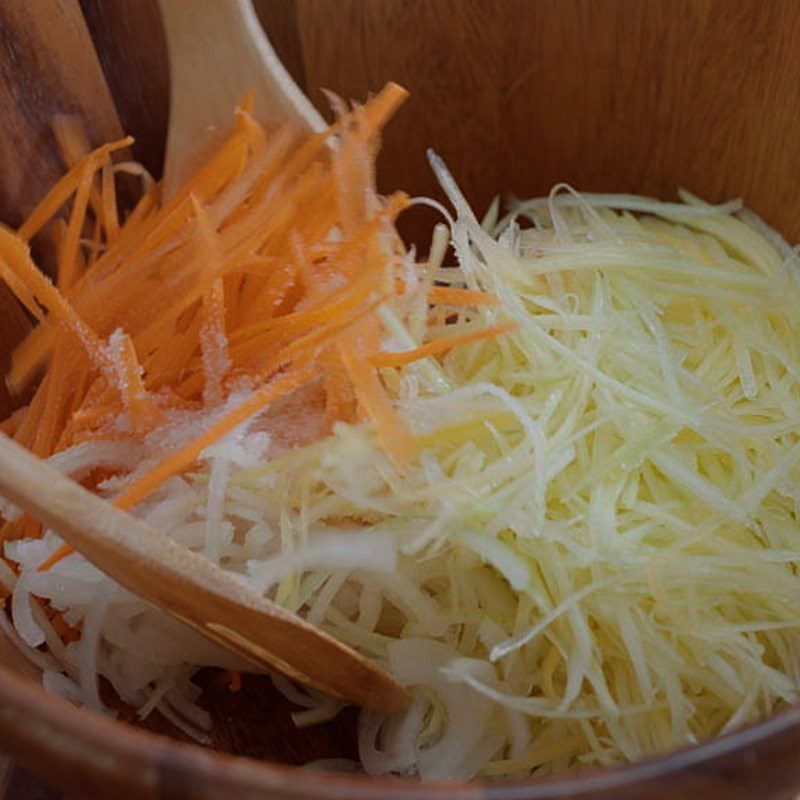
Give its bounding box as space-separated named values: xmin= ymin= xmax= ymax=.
xmin=164 ymin=128 xmax=251 ymax=216
xmin=30 ymin=343 xmax=71 ymax=458
xmin=333 ymin=117 xmax=371 ymax=237
xmin=143 ymin=311 xmax=204 ymax=392
xmin=86 ymin=215 xmax=104 ymax=271
xmin=427 ymin=286 xmax=500 ymax=307
xmin=230 ymin=267 xmax=378 ymax=349
xmin=12 ymin=368 xmax=51 ymax=451
xmin=200 ymin=278 xmax=229 ymax=405
xmin=0 ymin=227 xmax=104 ymax=359
xmin=111 ymin=332 xmax=161 ymax=428
xmin=18 ymin=137 xmax=132 ymax=242
xmin=1 ymin=515 xmax=40 ymax=543
xmin=48 ymin=606 xmax=80 ymax=644
xmin=322 ymin=351 xmax=355 ymax=426
xmin=8 ymin=183 xmax=161 ymax=395
xmin=191 ymin=195 xmax=230 ymax=405
xmin=234 ymin=287 xmax=389 ymax=378
xmin=181 ymin=284 xmax=387 ymax=397
xmin=52 ymin=114 xmax=105 ymax=223
xmin=393 ymin=280 xmax=499 ymax=307
xmin=337 ymin=330 xmax=415 ymax=472
xmin=360 ymin=83 xmax=409 ymax=139
xmin=292 ymin=235 xmax=356 ymax=426
xmin=115 ymin=361 xmax=318 ymax=511
xmin=0 ymin=406 xmax=26 ymax=437
xmin=0 ymin=255 xmax=42 ymax=321
xmin=370 ymin=322 xmax=517 ymax=369
xmin=57 ymin=158 xmax=95 ymax=291
xmin=37 ymin=545 xmax=71 ymax=572
xmin=101 ymin=162 xmax=120 ymax=242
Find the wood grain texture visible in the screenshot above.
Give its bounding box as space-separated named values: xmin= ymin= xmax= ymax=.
xmin=498 ymin=0 xmax=800 ymax=242
xmin=2 ymin=765 xmax=61 ymax=800
xmin=0 ymin=288 xmax=31 ymax=420
xmin=6 ymin=653 xmax=800 ymax=799
xmin=195 ymin=670 xmax=359 ymax=765
xmin=3 ymin=1 xmax=800 ymax=797
xmin=0 ymin=754 xmax=12 ymax=797
xmin=252 ymin=0 xmax=308 ymax=93
xmin=62 ymin=0 xmax=800 ymax=246
xmin=78 ymin=0 xmax=169 ymax=179
xmin=0 ymin=0 xmax=123 ymax=230
xmin=294 ymin=0 xmax=800 ymax=243
xmin=295 ymin=0 xmax=503 ymax=247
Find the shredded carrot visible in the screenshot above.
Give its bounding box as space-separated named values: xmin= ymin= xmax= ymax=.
xmin=115 ymin=362 xmax=318 ymax=511
xmin=0 ymin=255 xmax=42 ymax=321
xmin=337 ymin=330 xmax=415 ymax=472
xmin=0 ymin=407 xmax=26 ymax=437
xmin=52 ymin=115 xmax=108 ymax=224
xmin=427 ymin=286 xmax=500 ymax=307
xmin=110 ymin=332 xmax=161 ymax=429
xmin=57 ymin=157 xmax=95 ymax=291
xmin=100 ymin=163 xmax=120 ymax=242
xmin=86 ymin=215 xmax=104 ymax=271
xmin=0 ymin=84 xmax=425 ymax=578
xmin=322 ymin=350 xmax=356 ymax=426
xmin=48 ymin=607 xmax=80 ymax=645
xmin=1 ymin=515 xmax=39 ymax=544
xmin=394 ymin=279 xmax=500 ymax=307
xmin=191 ymin=195 xmax=230 ymax=405
xmin=0 ymin=227 xmax=103 ymax=358
xmin=18 ymin=137 xmax=132 ymax=242
xmin=361 ymin=83 xmax=410 ymax=139
xmin=37 ymin=545 xmax=71 ymax=573
xmin=370 ymin=322 xmax=518 ymax=368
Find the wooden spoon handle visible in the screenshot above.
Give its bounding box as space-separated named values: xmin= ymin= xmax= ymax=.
xmin=0 ymin=433 xmax=407 ymax=713
xmin=159 ymin=0 xmax=325 ymax=196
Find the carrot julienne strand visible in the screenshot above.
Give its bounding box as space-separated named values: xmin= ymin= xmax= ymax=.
xmin=0 ymin=84 xmax=466 ymax=584
xmin=369 ymin=322 xmax=518 ymax=368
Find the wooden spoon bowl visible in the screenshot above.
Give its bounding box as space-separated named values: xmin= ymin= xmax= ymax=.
xmin=2 ymin=1 xmax=800 ymax=797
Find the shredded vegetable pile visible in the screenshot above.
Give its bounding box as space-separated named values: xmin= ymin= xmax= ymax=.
xmin=2 ymin=85 xmax=800 ymax=781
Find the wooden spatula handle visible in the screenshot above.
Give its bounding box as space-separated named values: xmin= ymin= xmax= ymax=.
xmin=158 ymin=0 xmax=325 ymax=196
xmin=0 ymin=433 xmax=408 ymax=713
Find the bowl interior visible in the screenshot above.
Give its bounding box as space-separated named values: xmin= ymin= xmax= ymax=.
xmin=2 ymin=0 xmax=800 ymax=794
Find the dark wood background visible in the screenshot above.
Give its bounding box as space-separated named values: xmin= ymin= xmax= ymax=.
xmin=2 ymin=0 xmax=799 ymax=420
xmin=3 ymin=0 xmax=799 ymax=416
xmin=4 ymin=1 xmax=800 ymax=239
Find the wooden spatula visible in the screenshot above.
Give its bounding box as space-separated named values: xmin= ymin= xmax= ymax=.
xmin=0 ymin=433 xmax=407 ymax=713
xmin=158 ymin=0 xmax=325 ymax=197
xmin=148 ymin=0 xmax=407 ymax=713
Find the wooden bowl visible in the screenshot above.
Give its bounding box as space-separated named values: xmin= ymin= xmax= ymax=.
xmin=2 ymin=1 xmax=800 ymax=797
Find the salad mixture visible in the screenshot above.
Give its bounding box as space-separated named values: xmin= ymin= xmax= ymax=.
xmin=2 ymin=85 xmax=800 ymax=780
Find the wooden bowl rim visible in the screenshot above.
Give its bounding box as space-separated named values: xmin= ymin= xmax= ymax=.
xmin=2 ymin=662 xmax=800 ymax=798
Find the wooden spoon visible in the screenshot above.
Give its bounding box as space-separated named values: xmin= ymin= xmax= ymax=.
xmin=158 ymin=0 xmax=326 ymax=197
xmin=0 ymin=433 xmax=408 ymax=713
